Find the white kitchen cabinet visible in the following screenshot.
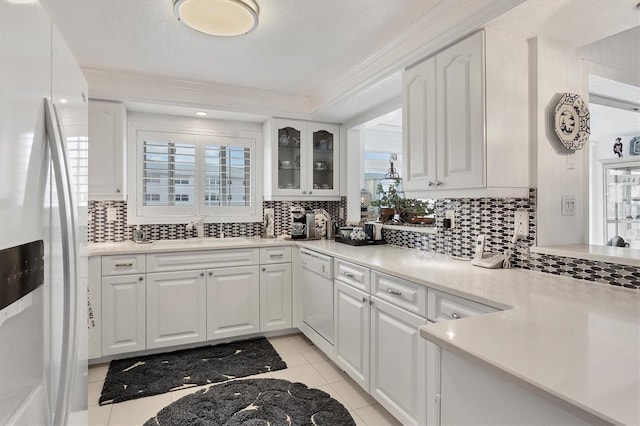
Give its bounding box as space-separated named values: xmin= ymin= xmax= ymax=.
xmin=88 ymin=99 xmax=126 ymax=200
xmin=263 ymin=118 xmax=340 ymax=200
xmin=403 ymin=30 xmax=529 ymax=197
xmin=259 ymin=263 xmax=292 ymax=331
xmin=439 ymin=349 xmax=589 ymax=426
xmin=207 ymin=265 xmax=260 ymax=340
xmin=146 ymin=270 xmax=207 ymax=350
xmin=101 ymin=274 xmax=145 ymax=356
xmin=370 ymin=295 xmax=428 ymax=426
xmin=334 ymin=280 xmax=370 ymax=390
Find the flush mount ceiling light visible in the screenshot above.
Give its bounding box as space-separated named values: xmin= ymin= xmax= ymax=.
xmin=173 ymin=0 xmax=259 ymax=36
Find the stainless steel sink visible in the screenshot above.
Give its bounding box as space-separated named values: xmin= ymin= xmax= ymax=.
xmin=152 ymin=237 xmax=253 ymax=247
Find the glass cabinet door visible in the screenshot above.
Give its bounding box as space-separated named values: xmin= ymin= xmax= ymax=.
xmin=311 ymin=129 xmax=335 ymax=191
xmin=277 ymin=126 xmax=302 ymax=190
xmin=603 ymin=159 xmax=640 ymax=248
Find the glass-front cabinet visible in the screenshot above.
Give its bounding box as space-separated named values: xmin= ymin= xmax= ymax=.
xmin=265 ymin=118 xmax=339 ymax=200
xmin=602 ymin=158 xmax=640 ymax=249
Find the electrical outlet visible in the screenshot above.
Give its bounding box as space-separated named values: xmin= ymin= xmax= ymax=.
xmin=514 ymin=209 xmax=528 ymax=237
xmin=561 ymin=195 xmax=576 ymax=216
xmin=106 ymin=207 xmax=117 ymax=222
xmin=445 ymin=210 xmax=456 ymax=228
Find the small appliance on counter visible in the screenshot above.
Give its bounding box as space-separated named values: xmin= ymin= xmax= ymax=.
xmin=290 ymin=207 xmax=320 ymax=240
xmin=335 ymin=224 xmax=386 ymax=246
xmin=290 ymin=206 xmax=307 ymax=239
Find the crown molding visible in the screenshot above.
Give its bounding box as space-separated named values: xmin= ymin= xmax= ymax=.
xmin=83 ymin=67 xmax=313 ymax=119
xmin=309 ymin=0 xmax=526 ymax=114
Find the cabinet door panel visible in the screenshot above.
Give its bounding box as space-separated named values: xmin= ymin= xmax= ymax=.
xmin=371 ymin=296 xmax=427 ymax=426
xmin=308 ymin=122 xmax=340 ymax=196
xmin=260 ymin=264 xmax=292 ymax=331
xmin=102 ymin=275 xmax=145 ymax=355
xmin=207 ymin=266 xmax=260 ymax=339
xmin=436 ymin=31 xmax=484 ymax=189
xmin=146 ymin=270 xmax=206 ymax=349
xmin=403 ymin=56 xmax=438 ymax=192
xmin=335 ymin=281 xmax=370 ymax=390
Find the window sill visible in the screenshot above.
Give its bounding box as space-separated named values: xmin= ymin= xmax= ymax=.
xmin=383 ymin=224 xmax=437 ymax=234
xmin=530 ymin=244 xmax=640 ymax=267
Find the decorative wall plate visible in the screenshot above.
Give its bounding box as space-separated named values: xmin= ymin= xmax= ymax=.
xmin=554 ymin=93 xmax=590 ymax=150
xmin=629 ymin=136 xmax=640 ymax=155
xmin=313 ymin=209 xmax=330 ymax=237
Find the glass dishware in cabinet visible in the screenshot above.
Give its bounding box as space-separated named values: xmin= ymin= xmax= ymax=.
xmin=311 ymin=128 xmax=335 ymax=192
xmin=277 ymin=125 xmax=302 ymax=191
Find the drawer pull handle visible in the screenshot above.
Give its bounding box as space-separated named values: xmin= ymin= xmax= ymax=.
xmin=269 ymin=253 xmax=283 ymax=258
xmin=386 ymin=288 xmax=402 ymax=296
xmin=115 ymin=263 xmax=133 ymax=267
xmin=343 ymin=272 xmax=355 ymax=278
xmin=451 ymin=312 xmax=461 ymax=319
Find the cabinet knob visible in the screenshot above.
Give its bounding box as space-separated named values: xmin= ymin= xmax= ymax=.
xmin=451 ymin=312 xmax=461 ymax=319
xmin=208 ymin=272 xmax=213 ymax=276
xmin=362 ymin=297 xmax=367 ymax=303
xmin=435 ymin=181 xmax=443 ymax=187
xmin=200 ymin=272 xmax=205 ymax=277
xmin=302 ymin=191 xmax=307 ymax=194
xmin=262 ymin=267 xmax=266 ymax=272
xmin=428 ymin=181 xmax=434 ymax=187
xmin=116 ymin=188 xmax=121 ymax=193
xmin=309 ymin=191 xmax=312 ymax=194
xmin=138 ymin=276 xmax=143 ymax=281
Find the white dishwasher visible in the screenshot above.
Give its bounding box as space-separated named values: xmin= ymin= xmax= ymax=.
xmin=300 ymin=249 xmax=334 ymax=347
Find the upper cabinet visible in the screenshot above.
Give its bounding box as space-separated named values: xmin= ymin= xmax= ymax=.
xmin=403 ymin=30 xmax=529 ymax=198
xmin=264 ymin=118 xmax=340 ymax=200
xmin=88 ymin=99 xmax=127 ymax=200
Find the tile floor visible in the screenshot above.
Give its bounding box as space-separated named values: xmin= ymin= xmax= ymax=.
xmin=88 ymin=333 xmax=402 ymax=426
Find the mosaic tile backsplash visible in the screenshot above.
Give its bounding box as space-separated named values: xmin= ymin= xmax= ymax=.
xmin=89 ymin=189 xmax=638 ymax=290
xmin=382 ymin=189 xmax=638 ymax=290
xmin=88 ymin=198 xmax=347 ymax=243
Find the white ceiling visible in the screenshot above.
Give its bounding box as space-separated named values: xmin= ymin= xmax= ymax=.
xmin=39 ymin=0 xmax=640 ymax=123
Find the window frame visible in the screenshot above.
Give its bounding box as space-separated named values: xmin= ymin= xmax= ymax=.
xmin=127 ymin=113 xmax=263 ymax=225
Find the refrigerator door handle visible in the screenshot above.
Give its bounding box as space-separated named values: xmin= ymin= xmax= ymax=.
xmin=44 ymin=98 xmax=79 ymax=426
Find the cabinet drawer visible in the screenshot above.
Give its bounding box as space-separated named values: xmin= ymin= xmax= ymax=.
xmin=335 ymin=259 xmax=370 ymax=292
xmin=147 ymin=249 xmax=259 ymax=273
xmin=428 ymin=288 xmax=498 ymax=322
xmin=101 ymin=254 xmax=145 ymax=276
xmin=372 ymin=271 xmax=427 ymax=317
xmin=260 ymin=246 xmax=292 ymax=264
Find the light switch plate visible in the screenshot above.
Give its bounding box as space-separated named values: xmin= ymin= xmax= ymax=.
xmin=514 ymin=209 xmax=528 ymax=237
xmin=445 ymin=210 xmax=456 ymax=228
xmin=106 ymin=207 xmax=117 ymax=222
xmin=561 ymin=195 xmax=576 ymax=216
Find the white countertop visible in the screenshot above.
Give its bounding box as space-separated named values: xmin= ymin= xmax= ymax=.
xmin=89 ymin=238 xmax=640 ymax=425
xmin=531 ymin=243 xmax=640 ymax=268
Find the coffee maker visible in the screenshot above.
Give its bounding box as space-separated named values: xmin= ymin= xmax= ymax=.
xmin=290 ymin=206 xmax=317 ymax=239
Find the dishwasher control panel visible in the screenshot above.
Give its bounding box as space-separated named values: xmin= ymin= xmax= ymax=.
xmin=300 ymin=249 xmax=333 ymax=279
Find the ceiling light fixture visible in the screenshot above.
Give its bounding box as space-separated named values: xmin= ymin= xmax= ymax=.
xmin=173 ymin=0 xmax=259 ymax=37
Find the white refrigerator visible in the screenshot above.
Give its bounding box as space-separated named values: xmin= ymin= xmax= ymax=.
xmin=0 ymin=1 xmax=88 ymax=425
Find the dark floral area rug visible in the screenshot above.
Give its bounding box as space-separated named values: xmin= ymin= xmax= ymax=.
xmin=99 ymin=337 xmax=286 ymax=405
xmin=144 ymin=378 xmax=355 ymax=426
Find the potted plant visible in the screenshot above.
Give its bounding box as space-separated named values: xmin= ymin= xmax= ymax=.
xmin=370 ymin=180 xmax=435 ymax=224
xmin=370 ymin=179 xmax=401 ymax=222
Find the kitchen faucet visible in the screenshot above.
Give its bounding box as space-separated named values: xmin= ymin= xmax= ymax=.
xmin=186 ymin=216 xmax=207 ymax=238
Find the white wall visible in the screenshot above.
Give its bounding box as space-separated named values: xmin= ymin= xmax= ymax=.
xmin=529 ymin=37 xmax=587 ymax=246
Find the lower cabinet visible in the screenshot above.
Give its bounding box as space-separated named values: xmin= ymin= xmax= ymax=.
xmin=334 ymin=281 xmax=370 ymax=390
xmin=207 ymin=265 xmax=260 ymax=340
xmin=334 ymin=274 xmax=428 ymax=426
xmin=370 ymin=296 xmax=428 ymax=426
xmin=260 ymin=263 xmax=292 ymax=331
xmin=101 ymin=274 xmax=146 ymax=356
xmin=146 ymin=270 xmax=207 ymax=350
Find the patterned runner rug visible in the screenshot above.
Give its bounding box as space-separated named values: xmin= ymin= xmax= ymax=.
xmin=99 ymin=337 xmax=287 ymax=405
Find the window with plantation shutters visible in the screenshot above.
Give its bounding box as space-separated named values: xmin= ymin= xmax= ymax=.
xmin=142 ymin=139 xmax=196 ymax=206
xmin=131 ymin=127 xmax=260 ymax=224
